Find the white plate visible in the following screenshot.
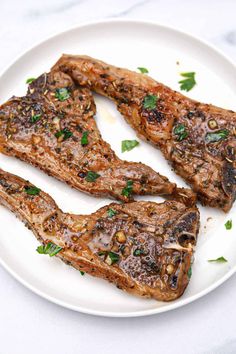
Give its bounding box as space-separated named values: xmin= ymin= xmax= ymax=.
xmin=0 ymin=20 xmax=235 ymax=317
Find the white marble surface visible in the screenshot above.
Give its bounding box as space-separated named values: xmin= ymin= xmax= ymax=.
xmin=0 ymin=1 xmax=236 ymax=353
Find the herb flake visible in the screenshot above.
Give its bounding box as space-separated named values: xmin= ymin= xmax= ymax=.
xmin=85 ymin=171 xmax=100 ymax=182
xmin=187 ymin=266 xmax=192 ymax=279
xmin=107 ymin=252 xmax=119 ymax=265
xmin=26 ymin=77 xmax=35 ymax=84
xmin=208 ymin=257 xmax=228 ymax=263
xmin=81 ymin=131 xmax=89 ymax=146
xmin=55 ymin=87 xmax=70 ymax=101
xmin=205 ymin=129 xmax=229 ymax=143
xmin=24 ymin=186 xmax=41 ymax=195
xmin=37 ymin=242 xmax=63 ymax=257
xmin=174 ymin=123 xmax=188 ymax=141
xmin=30 ymin=114 xmax=41 ymax=124
xmin=143 ymin=94 xmax=158 ymax=110
xmin=122 ymin=180 xmax=133 ymax=197
xmin=179 ymin=72 xmax=196 ymax=92
xmin=121 ymin=139 xmax=139 ymax=153
xmin=133 ymin=249 xmax=146 ymax=256
xmin=137 ymin=67 xmax=149 ymax=74
xmin=107 ymin=208 xmax=117 ymax=218
xmin=55 ymin=128 xmax=73 ymax=141
xmin=225 ymin=219 xmax=232 ymax=230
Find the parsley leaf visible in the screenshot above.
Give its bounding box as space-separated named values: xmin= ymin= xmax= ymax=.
xmin=122 ymin=180 xmax=133 ymax=197
xmin=225 ymin=219 xmax=232 ymax=230
xmin=81 ymin=131 xmax=89 ymax=146
xmin=107 ymin=252 xmax=119 ymax=265
xmin=36 ymin=242 xmax=63 ymax=257
xmin=143 ymin=94 xmax=158 ymax=110
xmin=24 ymin=186 xmax=41 ymax=195
xmin=79 ymin=270 xmax=85 ymax=276
xmin=121 ymin=139 xmax=139 ymax=153
xmin=26 ymin=77 xmax=36 ymax=84
xmin=174 ymin=124 xmax=188 ymax=141
xmin=30 ymin=114 xmax=41 ymax=124
xmin=55 ymin=128 xmax=73 ymax=141
xmin=179 ymin=72 xmax=196 ymax=92
xmin=85 ymin=171 xmax=100 ymax=182
xmin=208 ymin=257 xmax=228 ymax=263
xmin=107 ymin=208 xmax=117 ymax=218
xmin=133 ymin=249 xmax=146 ymax=256
xmin=137 ymin=67 xmax=149 ymax=74
xmin=205 ymin=129 xmax=229 ymax=143
xmin=187 ymin=266 xmax=192 ymax=279
xmin=55 ymin=88 xmax=70 ymax=101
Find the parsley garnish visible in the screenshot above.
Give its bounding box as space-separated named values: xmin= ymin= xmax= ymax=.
xmin=137 ymin=67 xmax=149 ymax=74
xmin=26 ymin=77 xmax=35 ymax=84
xmin=208 ymin=257 xmax=228 ymax=263
xmin=121 ymin=139 xmax=139 ymax=153
xmin=55 ymin=88 xmax=70 ymax=101
xmin=187 ymin=266 xmax=192 ymax=279
xmin=36 ymin=242 xmax=63 ymax=257
xmin=24 ymin=186 xmax=41 ymax=195
xmin=143 ymin=94 xmax=158 ymax=110
xmin=30 ymin=114 xmax=41 ymax=124
xmin=107 ymin=208 xmax=117 ymax=218
xmin=107 ymin=252 xmax=119 ymax=265
xmin=122 ymin=180 xmax=133 ymax=197
xmin=55 ymin=128 xmax=73 ymax=141
xmin=81 ymin=131 xmax=89 ymax=146
xmin=205 ymin=129 xmax=229 ymax=143
xmin=225 ymin=219 xmax=232 ymax=230
xmin=79 ymin=270 xmax=85 ymax=276
xmin=133 ymin=249 xmax=146 ymax=256
xmin=174 ymin=124 xmax=188 ymax=141
xmin=85 ymin=171 xmax=100 ymax=182
xmin=179 ymin=72 xmax=196 ymax=92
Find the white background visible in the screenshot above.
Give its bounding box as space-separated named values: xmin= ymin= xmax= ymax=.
xmin=0 ymin=1 xmax=236 ymax=353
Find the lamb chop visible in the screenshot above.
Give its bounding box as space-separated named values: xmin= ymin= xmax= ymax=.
xmin=52 ymin=55 xmax=236 ymax=212
xmin=0 ymin=70 xmax=195 ymax=205
xmin=0 ymin=167 xmax=199 ymax=301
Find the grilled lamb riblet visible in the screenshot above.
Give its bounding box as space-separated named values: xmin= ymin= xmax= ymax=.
xmin=0 ymin=167 xmax=199 ymax=301
xmin=0 ymin=71 xmax=195 ymax=205
xmin=53 ymin=55 xmax=236 ymax=211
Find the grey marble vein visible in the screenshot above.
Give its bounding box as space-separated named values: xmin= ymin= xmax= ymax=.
xmin=107 ymin=0 xmax=153 ymax=18
xmin=26 ymin=0 xmax=85 ymax=18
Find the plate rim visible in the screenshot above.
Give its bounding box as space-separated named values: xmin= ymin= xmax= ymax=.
xmin=0 ymin=18 xmax=235 ymax=318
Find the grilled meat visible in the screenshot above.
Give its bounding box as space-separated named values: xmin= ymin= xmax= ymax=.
xmin=0 ymin=167 xmax=199 ymax=301
xmin=53 ymin=55 xmax=236 ymax=211
xmin=0 ymin=70 xmax=195 ymax=205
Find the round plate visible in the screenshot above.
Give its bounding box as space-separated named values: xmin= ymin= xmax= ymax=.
xmin=0 ymin=20 xmax=235 ymax=317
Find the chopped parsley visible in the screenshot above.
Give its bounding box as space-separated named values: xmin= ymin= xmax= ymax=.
xmin=225 ymin=219 xmax=232 ymax=230
xmin=26 ymin=77 xmax=35 ymax=84
xmin=55 ymin=87 xmax=70 ymax=101
xmin=137 ymin=67 xmax=149 ymax=74
xmin=36 ymin=242 xmax=63 ymax=257
xmin=179 ymin=72 xmax=196 ymax=92
xmin=30 ymin=114 xmax=41 ymax=124
xmin=107 ymin=208 xmax=117 ymax=218
xmin=107 ymin=252 xmax=119 ymax=265
xmin=121 ymin=139 xmax=139 ymax=153
xmin=133 ymin=249 xmax=146 ymax=256
xmin=85 ymin=171 xmax=100 ymax=182
xmin=174 ymin=123 xmax=188 ymax=141
xmin=81 ymin=131 xmax=89 ymax=146
xmin=79 ymin=270 xmax=85 ymax=276
xmin=208 ymin=257 xmax=228 ymax=263
xmin=122 ymin=180 xmax=133 ymax=197
xmin=143 ymin=94 xmax=158 ymax=110
xmin=55 ymin=128 xmax=73 ymax=141
xmin=205 ymin=129 xmax=229 ymax=143
xmin=187 ymin=266 xmax=192 ymax=279
xmin=24 ymin=186 xmax=41 ymax=195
